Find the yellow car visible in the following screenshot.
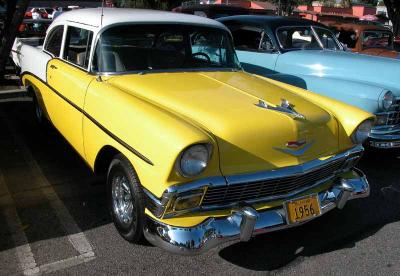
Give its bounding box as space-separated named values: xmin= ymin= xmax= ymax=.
xmin=14 ymin=8 xmax=374 ymax=255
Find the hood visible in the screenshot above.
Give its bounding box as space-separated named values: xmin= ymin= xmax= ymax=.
xmin=107 ymin=71 xmax=339 ymax=175
xmin=276 ymin=50 xmax=400 ymax=94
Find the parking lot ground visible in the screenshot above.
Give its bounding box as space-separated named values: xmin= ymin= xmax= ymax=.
xmin=0 ymin=98 xmax=400 ymax=275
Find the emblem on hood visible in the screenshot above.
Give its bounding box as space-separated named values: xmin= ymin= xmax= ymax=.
xmin=286 ymin=139 xmax=307 ymax=148
xmin=274 ymin=140 xmax=314 ymax=156
xmin=255 ymin=99 xmax=306 ymax=120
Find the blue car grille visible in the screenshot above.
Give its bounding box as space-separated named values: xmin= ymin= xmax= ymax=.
xmin=387 ymin=100 xmax=400 ymax=125
xmin=383 ymin=99 xmax=400 ymax=126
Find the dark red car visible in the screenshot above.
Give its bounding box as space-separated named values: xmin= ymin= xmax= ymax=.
xmin=325 ymin=21 xmax=399 ymax=59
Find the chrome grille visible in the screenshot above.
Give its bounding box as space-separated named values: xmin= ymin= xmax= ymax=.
xmin=202 ymin=158 xmax=346 ymax=206
xmin=382 ymin=99 xmax=400 ymax=126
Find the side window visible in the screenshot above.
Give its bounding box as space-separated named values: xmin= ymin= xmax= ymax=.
xmin=260 ymin=33 xmax=275 ymax=52
xmin=277 ymin=27 xmax=320 ymax=50
xmin=190 ymin=31 xmax=228 ymax=65
xmin=336 ymin=30 xmax=357 ymax=49
xmin=231 ymin=28 xmax=263 ymax=51
xmin=63 ymin=26 xmax=93 ymax=68
xmin=313 ymin=27 xmax=339 ymax=50
xmin=44 ymin=25 xmax=64 ymax=56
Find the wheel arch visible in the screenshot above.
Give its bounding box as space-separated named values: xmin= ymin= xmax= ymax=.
xmin=94 ymin=145 xmax=122 ymax=176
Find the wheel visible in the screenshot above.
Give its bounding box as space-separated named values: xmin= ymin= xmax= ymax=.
xmin=108 ymin=153 xmax=146 ymax=243
xmin=32 ymin=94 xmax=46 ymax=125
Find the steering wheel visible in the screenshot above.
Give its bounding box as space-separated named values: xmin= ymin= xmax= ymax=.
xmin=192 ymin=52 xmax=211 ymax=63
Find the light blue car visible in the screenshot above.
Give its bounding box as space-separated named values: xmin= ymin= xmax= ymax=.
xmin=218 ymin=16 xmax=400 ymax=149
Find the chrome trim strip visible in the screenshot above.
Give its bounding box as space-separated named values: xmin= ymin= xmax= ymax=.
xmin=143 ymin=168 xmax=369 ymax=255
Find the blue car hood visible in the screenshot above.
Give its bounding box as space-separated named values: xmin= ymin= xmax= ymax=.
xmin=275 ymin=50 xmax=400 ymax=94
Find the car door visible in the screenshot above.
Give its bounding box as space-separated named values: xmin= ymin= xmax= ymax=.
xmin=47 ymin=24 xmax=95 ymax=158
xmin=228 ymin=27 xmax=279 ymax=74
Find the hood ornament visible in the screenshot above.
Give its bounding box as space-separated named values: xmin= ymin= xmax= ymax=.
xmin=255 ymin=99 xmax=306 ymax=120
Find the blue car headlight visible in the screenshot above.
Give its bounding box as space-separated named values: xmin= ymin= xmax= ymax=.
xmin=382 ymin=91 xmax=394 ymax=110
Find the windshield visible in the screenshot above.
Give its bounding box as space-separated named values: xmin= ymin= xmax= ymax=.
xmin=362 ymin=30 xmax=392 ymax=49
xmin=276 ymin=26 xmax=341 ymax=50
xmin=93 ymin=24 xmax=241 ymax=73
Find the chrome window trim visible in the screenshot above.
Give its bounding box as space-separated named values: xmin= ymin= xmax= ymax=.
xmin=144 ymin=145 xmax=364 ymax=219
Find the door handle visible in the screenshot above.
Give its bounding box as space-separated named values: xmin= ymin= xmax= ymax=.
xmin=50 ymin=64 xmax=58 ymax=69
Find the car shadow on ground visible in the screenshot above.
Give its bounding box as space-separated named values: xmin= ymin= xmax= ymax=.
xmin=219 ymin=150 xmax=400 ymax=271
xmin=0 ymin=101 xmax=114 ymax=252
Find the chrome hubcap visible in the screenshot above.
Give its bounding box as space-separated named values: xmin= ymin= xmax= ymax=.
xmin=112 ymin=174 xmax=134 ymax=225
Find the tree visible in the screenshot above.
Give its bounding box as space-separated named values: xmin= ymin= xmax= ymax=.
xmin=383 ymin=0 xmax=400 ymax=35
xmin=0 ymin=0 xmax=30 ymax=80
xmin=271 ymin=0 xmax=298 ymax=15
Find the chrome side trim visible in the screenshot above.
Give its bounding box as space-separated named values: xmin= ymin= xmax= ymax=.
xmin=143 ymin=168 xmax=369 ymax=255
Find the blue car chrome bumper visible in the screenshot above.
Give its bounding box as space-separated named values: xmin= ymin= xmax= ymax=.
xmin=143 ymin=168 xmax=369 ymax=255
xmin=368 ymin=125 xmax=400 ymax=148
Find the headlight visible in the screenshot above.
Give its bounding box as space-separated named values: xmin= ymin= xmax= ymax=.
xmin=382 ymin=91 xmax=394 ymax=110
xmin=178 ymin=144 xmax=212 ymax=177
xmin=351 ymin=120 xmax=373 ymax=144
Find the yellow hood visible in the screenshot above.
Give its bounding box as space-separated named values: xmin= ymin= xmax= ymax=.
xmin=106 ymin=71 xmax=339 ymax=175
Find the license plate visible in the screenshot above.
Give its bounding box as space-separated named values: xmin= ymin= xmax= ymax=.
xmin=285 ymin=194 xmax=321 ymax=224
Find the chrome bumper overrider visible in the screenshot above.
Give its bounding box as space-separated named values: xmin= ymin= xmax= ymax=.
xmin=144 ymin=168 xmax=369 ymax=255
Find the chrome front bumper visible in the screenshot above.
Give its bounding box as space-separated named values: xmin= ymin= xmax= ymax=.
xmin=144 ymin=168 xmax=369 ymax=255
xmin=369 ymin=125 xmax=400 ymax=149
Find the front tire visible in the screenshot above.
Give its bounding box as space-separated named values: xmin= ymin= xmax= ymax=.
xmin=107 ymin=154 xmax=145 ymax=243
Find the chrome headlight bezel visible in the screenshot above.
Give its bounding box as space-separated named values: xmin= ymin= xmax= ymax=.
xmin=351 ymin=120 xmax=373 ymax=144
xmin=176 ymin=143 xmax=213 ymax=178
xmin=382 ymin=90 xmax=394 ymax=110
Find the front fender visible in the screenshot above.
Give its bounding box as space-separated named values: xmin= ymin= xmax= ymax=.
xmin=83 ymin=78 xmax=221 ymax=198
xmin=266 ymin=74 xmax=382 ymax=114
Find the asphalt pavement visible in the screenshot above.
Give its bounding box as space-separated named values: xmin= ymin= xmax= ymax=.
xmin=0 ymin=99 xmax=399 ymax=275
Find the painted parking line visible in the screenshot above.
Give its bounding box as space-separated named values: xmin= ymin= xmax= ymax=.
xmin=2 ymin=114 xmax=96 ymax=274
xmin=0 ymin=98 xmax=31 ymax=103
xmin=0 ymin=170 xmax=39 ymax=275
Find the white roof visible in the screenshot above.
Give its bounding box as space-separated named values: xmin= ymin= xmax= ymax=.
xmin=53 ymin=8 xmax=227 ymax=30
